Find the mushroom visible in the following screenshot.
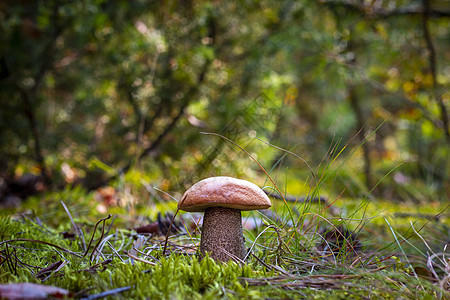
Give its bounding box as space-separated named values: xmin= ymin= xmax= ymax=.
xmin=178 ymin=176 xmax=271 ymax=262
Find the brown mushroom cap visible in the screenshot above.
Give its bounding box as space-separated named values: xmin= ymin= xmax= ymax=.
xmin=178 ymin=176 xmax=271 ymax=212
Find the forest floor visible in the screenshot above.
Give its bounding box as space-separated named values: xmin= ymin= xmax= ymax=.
xmin=0 ymin=178 xmax=449 ymax=299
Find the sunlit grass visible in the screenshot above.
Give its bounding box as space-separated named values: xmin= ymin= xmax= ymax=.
xmin=0 ymin=135 xmax=448 ymax=299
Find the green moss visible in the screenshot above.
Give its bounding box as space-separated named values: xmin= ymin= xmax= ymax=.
xmin=0 ymin=181 xmax=448 ymax=299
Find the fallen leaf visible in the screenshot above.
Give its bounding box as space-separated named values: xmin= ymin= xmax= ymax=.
xmin=61 ymin=231 xmax=76 ymax=239
xmin=414 ymin=266 xmax=436 ymax=282
xmin=135 ymin=223 xmax=159 ymax=234
xmin=134 ymin=213 xmax=182 ymax=236
xmin=0 ymin=283 xmax=69 ymax=299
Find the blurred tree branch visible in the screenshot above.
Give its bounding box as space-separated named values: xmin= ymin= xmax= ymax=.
xmin=15 ymin=2 xmax=66 ymax=186
xmin=324 ymin=0 xmax=449 ymax=145
xmin=195 ymin=1 xmax=296 ymax=179
xmin=86 ymin=53 xmax=212 ymax=190
xmin=421 ymin=0 xmax=450 ymax=143
xmin=320 ymin=0 xmax=450 ymax=19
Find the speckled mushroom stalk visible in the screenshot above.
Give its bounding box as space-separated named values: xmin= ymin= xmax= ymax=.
xmin=200 ymin=207 xmax=245 ymax=262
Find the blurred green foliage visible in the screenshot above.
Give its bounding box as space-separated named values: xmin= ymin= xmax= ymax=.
xmin=0 ymin=0 xmax=448 ymax=200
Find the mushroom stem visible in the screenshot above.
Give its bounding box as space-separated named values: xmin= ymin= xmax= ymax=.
xmin=200 ymin=207 xmax=246 ymax=262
